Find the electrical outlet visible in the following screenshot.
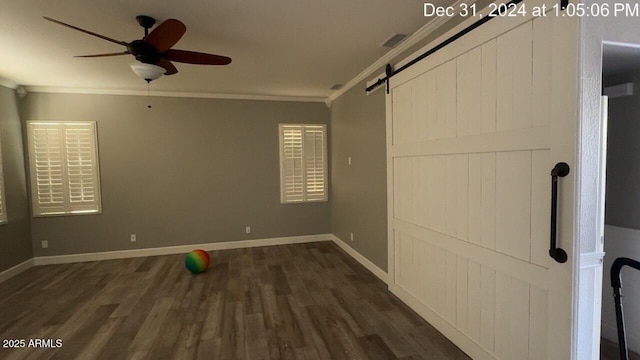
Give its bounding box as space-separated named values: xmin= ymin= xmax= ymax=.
xmin=348 ymin=157 xmax=352 ymax=165
xmin=130 ymin=234 xmax=137 ymax=242
xmin=41 ymin=240 xmax=48 ymax=249
xmin=350 ymin=232 xmax=354 ymax=241
xmin=245 ymin=226 xmax=251 ymax=234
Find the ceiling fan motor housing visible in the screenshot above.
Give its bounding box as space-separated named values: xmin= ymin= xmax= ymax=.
xmin=127 ymin=40 xmax=161 ymax=64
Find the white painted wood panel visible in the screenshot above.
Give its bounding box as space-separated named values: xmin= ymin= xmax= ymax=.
xmin=468 ymin=153 xmax=482 ymax=246
xmin=531 ymin=150 xmax=551 ymax=267
xmin=532 ymin=15 xmax=552 ymax=128
xmin=480 ymin=265 xmax=496 ymax=353
xmin=529 ymin=285 xmax=549 ymax=359
xmin=394 ymin=157 xmax=413 ymax=223
xmin=509 ymin=278 xmax=531 ymax=359
xmin=495 ymin=273 xmax=530 ymax=359
xmin=395 ymin=231 xmax=407 ymax=288
xmin=433 ymin=66 xmax=447 ymax=141
xmin=481 ymin=153 xmax=497 ymax=250
xmin=418 ymin=239 xmax=430 ymax=304
xmin=392 ymin=84 xmax=408 ymax=145
xmin=481 ymin=40 xmax=497 ymax=134
xmin=394 ymin=219 xmax=549 ymax=291
xmin=456 ymin=257 xmax=469 ymax=334
xmin=456 ymin=154 xmax=469 ymax=242
xmin=414 ymin=73 xmax=430 ymax=143
xmin=425 ymin=71 xmax=438 ymax=141
xmin=432 ymin=156 xmax=447 ymax=233
xmin=467 ymin=260 xmax=481 ymax=343
xmin=391 ymin=125 xmax=551 ymax=158
xmin=445 ymin=251 xmax=457 ymax=325
xmin=425 ymin=241 xmax=436 ymax=311
xmin=496 ymin=151 xmax=532 ymax=261
xmin=422 ymin=157 xmax=434 ymax=231
xmin=393 ymin=230 xmax=550 ymax=359
xmin=438 ymin=60 xmax=457 ymax=140
xmin=494 ymin=272 xmax=510 ymax=359
xmin=436 ymin=247 xmax=446 ymax=316
xmin=412 ymin=157 xmax=427 ymax=229
xmin=497 ymin=22 xmax=533 ymax=132
xmin=411 ymin=236 xmax=422 ymax=296
xmin=387 ymin=8 xmax=577 ymax=359
xmin=446 ymin=155 xmax=458 ymax=236
xmin=457 ymin=47 xmax=482 ymax=137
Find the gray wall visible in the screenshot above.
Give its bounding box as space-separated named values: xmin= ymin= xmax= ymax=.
xmin=328 ymin=4 xmax=496 ymax=273
xmin=331 ymin=81 xmax=387 ymax=271
xmin=0 ymin=86 xmax=32 ymax=272
xmin=21 ymin=93 xmax=330 ymax=256
xmin=604 ymin=70 xmax=640 ymax=229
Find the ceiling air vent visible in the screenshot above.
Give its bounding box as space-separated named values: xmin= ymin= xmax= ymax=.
xmin=380 ymin=33 xmax=408 ymax=48
xmin=330 ymin=84 xmax=343 ymax=90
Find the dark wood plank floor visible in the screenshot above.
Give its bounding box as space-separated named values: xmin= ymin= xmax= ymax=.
xmin=0 ymin=242 xmax=470 ymax=360
xmin=601 ymin=337 xmax=640 ymax=360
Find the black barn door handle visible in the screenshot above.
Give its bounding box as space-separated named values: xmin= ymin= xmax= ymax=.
xmin=549 ymin=162 xmax=569 ymax=263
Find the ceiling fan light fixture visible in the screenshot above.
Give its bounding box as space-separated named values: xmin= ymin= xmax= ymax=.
xmin=129 ymin=63 xmax=165 ymax=82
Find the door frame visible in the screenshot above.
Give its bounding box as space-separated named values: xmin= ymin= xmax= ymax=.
xmin=576 ymin=10 xmax=640 ymax=356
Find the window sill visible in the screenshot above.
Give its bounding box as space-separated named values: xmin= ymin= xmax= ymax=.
xmin=33 ymin=210 xmax=102 ymax=219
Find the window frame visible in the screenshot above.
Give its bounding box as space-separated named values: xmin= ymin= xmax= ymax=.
xmin=26 ymin=121 xmax=103 ymax=218
xmin=278 ymin=123 xmax=328 ymax=204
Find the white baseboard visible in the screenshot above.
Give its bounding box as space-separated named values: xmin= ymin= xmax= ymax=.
xmin=33 ymin=234 xmax=333 ymax=265
xmin=330 ymin=234 xmax=389 ymax=284
xmin=0 ymin=258 xmax=35 ymax=284
xmin=15 ymin=233 xmax=389 ymax=292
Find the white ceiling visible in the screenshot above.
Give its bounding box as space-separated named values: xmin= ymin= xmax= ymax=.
xmin=0 ymin=0 xmax=445 ymax=99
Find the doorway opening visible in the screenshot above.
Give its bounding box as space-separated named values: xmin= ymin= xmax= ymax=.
xmin=600 ymin=42 xmax=640 ymax=359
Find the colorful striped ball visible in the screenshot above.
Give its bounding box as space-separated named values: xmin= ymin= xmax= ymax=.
xmin=185 ymin=249 xmax=210 ymax=274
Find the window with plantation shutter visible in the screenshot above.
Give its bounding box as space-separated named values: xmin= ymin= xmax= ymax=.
xmin=27 ymin=121 xmax=102 ymax=217
xmin=0 ymin=133 xmax=6 ymax=225
xmin=279 ymin=124 xmax=327 ymax=203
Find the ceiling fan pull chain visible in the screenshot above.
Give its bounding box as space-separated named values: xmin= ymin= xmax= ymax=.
xmin=147 ymin=82 xmax=152 ymax=109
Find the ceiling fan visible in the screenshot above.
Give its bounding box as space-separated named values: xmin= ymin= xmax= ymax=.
xmin=43 ymin=15 xmax=231 ymax=82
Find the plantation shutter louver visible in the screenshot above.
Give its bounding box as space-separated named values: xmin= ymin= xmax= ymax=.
xmin=281 ymin=126 xmax=305 ymax=202
xmin=65 ymin=123 xmax=98 ymax=211
xmin=279 ymin=124 xmax=327 ymax=203
xmin=0 ymin=133 xmax=6 ymax=224
xmin=27 ymin=121 xmax=102 ymax=216
xmin=31 ymin=123 xmax=65 ymax=214
xmin=303 ymin=127 xmax=326 ymax=201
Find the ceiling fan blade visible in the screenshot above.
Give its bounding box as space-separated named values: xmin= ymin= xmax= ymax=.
xmin=43 ymin=16 xmax=129 ymax=47
xmin=165 ymin=50 xmax=232 ymax=65
xmin=156 ymin=58 xmax=178 ymax=75
xmin=144 ymin=19 xmax=186 ymax=53
xmin=75 ymin=51 xmax=130 ymax=58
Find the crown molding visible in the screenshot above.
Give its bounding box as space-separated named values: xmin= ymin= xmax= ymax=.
xmin=0 ymin=76 xmax=18 ymax=89
xmin=24 ymin=86 xmax=327 ymax=103
xmin=326 ymin=0 xmax=475 ymax=104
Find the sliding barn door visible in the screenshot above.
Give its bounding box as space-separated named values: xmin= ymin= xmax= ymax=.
xmin=386 ymin=10 xmax=578 ymax=360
